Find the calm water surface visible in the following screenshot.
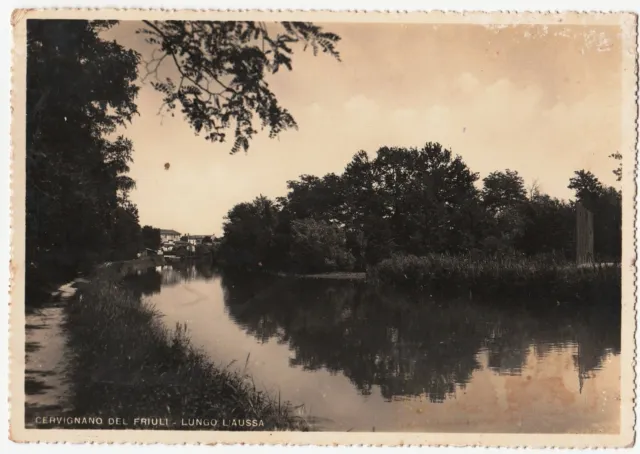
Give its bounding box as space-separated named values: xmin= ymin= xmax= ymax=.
xmin=131 ymin=264 xmax=621 ymax=433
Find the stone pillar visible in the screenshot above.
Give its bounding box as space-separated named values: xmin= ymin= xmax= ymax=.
xmin=576 ymin=202 xmax=594 ymax=265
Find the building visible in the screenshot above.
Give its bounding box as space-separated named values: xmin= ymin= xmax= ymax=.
xmin=160 ymin=229 xmax=181 ymax=243
xmin=185 ymin=234 xmax=215 ymax=245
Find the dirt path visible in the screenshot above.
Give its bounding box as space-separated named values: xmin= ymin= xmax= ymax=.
xmin=24 ymin=279 xmax=87 ymax=427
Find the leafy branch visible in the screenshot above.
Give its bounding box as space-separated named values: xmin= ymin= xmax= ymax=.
xmin=136 ymin=20 xmax=341 ymax=154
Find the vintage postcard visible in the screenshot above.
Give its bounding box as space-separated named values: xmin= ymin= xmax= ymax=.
xmin=9 ymin=8 xmax=638 ymax=448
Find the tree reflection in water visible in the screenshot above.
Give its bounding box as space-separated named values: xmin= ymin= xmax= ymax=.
xmin=124 ymin=269 xmax=163 ymax=300
xmin=219 ymin=272 xmax=620 ymax=403
xmin=125 ymin=262 xmax=216 ymax=300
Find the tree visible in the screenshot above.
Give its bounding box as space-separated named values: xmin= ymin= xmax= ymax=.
xmin=593 ymin=187 xmax=622 ymax=262
xmin=481 ymin=170 xmax=527 ymax=213
xmin=282 ymin=173 xmax=347 ymax=225
xmin=369 ymin=143 xmax=482 ymax=255
xmin=568 ymin=170 xmax=621 ymax=262
xmin=609 ymin=151 xmax=622 ymax=182
xmin=342 ymin=150 xmax=396 ymax=265
xmin=111 ymin=204 xmax=143 ymax=261
xmin=26 ymin=20 xmax=140 ymax=297
xmin=515 ymin=194 xmax=574 ymax=258
xmin=138 ymin=20 xmax=341 ymax=153
xmin=568 ymin=170 xmax=603 ymax=209
xmin=141 ymin=225 xmax=162 ymax=251
xmin=218 ymin=196 xmax=281 ymax=269
xmin=480 ymin=170 xmax=528 ymax=253
xmin=289 ymin=219 xmax=355 ymax=273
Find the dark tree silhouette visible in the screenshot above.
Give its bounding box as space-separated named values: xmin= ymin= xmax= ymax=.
xmin=219 ymin=196 xmax=281 ymax=270
xmin=218 ymin=142 xmax=623 ymax=270
xmin=342 ymin=143 xmax=482 ymax=258
xmin=26 ymin=20 xmax=141 ymax=298
xmin=609 ymin=151 xmax=623 ymax=182
xmin=141 ymin=225 xmax=162 ymax=251
xmin=482 ymin=170 xmax=527 ymax=213
xmin=138 ymin=20 xmax=341 ymax=153
xmin=480 ymin=170 xmax=529 ymax=253
xmin=568 ymin=170 xmax=604 ymax=208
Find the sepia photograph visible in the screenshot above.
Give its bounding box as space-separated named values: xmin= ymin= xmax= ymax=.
xmin=9 ymin=9 xmax=637 ymax=447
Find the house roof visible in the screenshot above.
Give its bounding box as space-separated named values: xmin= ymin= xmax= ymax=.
xmin=160 ymin=229 xmax=181 ymax=235
xmin=188 ymin=234 xmax=213 ymax=239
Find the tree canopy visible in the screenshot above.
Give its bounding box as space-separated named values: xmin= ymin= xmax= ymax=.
xmin=217 ymin=143 xmax=623 ymax=272
xmin=26 ymin=19 xmax=341 ymax=299
xmin=27 ymin=20 xmax=142 ymax=295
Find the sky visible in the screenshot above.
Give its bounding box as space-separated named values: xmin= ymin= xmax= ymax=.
xmin=105 ymin=21 xmax=623 ymax=236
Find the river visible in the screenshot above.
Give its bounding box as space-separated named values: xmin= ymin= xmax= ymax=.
xmin=129 ymin=263 xmax=621 ymax=433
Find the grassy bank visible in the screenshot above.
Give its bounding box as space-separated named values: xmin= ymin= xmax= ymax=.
xmin=368 ymin=253 xmax=621 ymax=305
xmin=59 ymin=271 xmax=307 ymax=431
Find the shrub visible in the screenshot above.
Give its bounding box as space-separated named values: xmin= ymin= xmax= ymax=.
xmin=289 ymin=219 xmax=356 ymax=273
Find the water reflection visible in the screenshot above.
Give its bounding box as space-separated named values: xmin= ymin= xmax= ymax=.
xmin=126 ymin=269 xmax=162 ymax=299
xmin=219 ymin=271 xmax=620 ymax=403
xmin=126 ymin=262 xmax=217 ymax=296
xmin=133 ymin=265 xmax=621 ymax=432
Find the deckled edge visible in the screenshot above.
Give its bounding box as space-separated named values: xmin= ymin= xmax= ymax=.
xmin=7 ymin=8 xmax=639 ymax=449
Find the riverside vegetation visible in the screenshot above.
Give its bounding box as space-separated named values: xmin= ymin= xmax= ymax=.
xmin=367 ymin=253 xmax=620 ymax=306
xmin=215 ymin=143 xmax=622 ymax=306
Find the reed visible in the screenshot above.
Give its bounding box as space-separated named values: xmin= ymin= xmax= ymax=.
xmin=367 ymin=253 xmax=621 ymax=305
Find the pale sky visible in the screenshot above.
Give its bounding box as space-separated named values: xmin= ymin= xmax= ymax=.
xmin=106 ymin=22 xmax=623 ymax=236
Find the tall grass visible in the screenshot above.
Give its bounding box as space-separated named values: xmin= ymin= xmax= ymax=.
xmin=367 ymin=253 xmax=621 ymax=305
xmin=61 ymin=272 xmax=307 ymax=431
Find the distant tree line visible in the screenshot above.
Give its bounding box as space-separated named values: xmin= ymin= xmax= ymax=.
xmin=218 ymin=143 xmax=622 ymax=273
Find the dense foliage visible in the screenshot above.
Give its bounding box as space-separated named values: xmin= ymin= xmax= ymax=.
xmin=26 ymin=20 xmax=142 ymax=297
xmin=141 ymin=225 xmax=162 ymax=251
xmin=218 ymin=142 xmax=622 ymax=272
xmin=288 ymin=219 xmax=356 ymax=273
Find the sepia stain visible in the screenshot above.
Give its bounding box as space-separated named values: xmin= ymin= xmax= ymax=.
xmin=506 ymin=375 xmax=576 ymax=415
xmin=164 ymin=163 xmax=170 ymax=171
xmin=11 ymin=9 xmax=36 ymax=27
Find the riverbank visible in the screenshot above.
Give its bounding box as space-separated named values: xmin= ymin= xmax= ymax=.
xmin=59 ymin=270 xmax=307 ymax=431
xmin=367 ymin=254 xmax=621 ymax=305
xmin=274 ymin=271 xmax=366 ymax=281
